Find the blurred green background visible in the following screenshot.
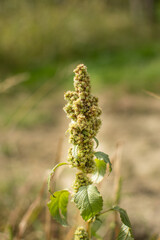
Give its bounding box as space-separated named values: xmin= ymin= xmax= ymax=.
xmin=0 ymin=1 xmax=160 ymax=240
xmin=1 ymin=0 xmax=160 ymax=93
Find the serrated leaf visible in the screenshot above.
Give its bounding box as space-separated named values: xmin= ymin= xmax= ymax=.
xmin=112 ymin=206 xmax=132 ymax=228
xmin=94 ymin=151 xmax=112 ymax=173
xmin=93 ymin=137 xmax=99 ymax=148
xmin=47 ymin=190 xmax=69 ymax=226
xmin=91 ymin=158 xmax=106 ymax=183
xmin=72 ymin=145 xmax=78 ymax=158
xmin=48 ymin=162 xmax=68 ymax=193
xmin=116 ymin=224 xmax=134 ymax=240
xmin=112 ymin=206 xmax=134 ymax=239
xmin=74 ymin=185 xmax=103 ymax=221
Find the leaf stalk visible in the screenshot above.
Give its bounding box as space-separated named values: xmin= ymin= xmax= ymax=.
xmin=87 ymin=221 xmax=91 ymax=240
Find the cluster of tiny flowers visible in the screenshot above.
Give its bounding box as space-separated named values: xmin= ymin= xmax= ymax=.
xmin=74 ymin=226 xmax=89 ymax=240
xmin=64 ymin=64 xmax=101 ymax=191
xmin=73 ymin=172 xmax=92 ymax=193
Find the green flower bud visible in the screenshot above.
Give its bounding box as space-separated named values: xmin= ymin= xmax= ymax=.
xmin=73 ymin=172 xmax=92 ymax=193
xmin=74 ymin=226 xmax=89 ymax=240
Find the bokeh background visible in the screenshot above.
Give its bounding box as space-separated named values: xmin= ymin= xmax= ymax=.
xmin=0 ymin=1 xmax=160 ymax=240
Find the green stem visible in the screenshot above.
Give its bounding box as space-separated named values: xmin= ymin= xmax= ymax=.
xmin=48 ymin=162 xmax=70 ymax=193
xmin=98 ymin=208 xmax=112 ymax=216
xmin=87 ymin=221 xmax=91 ymax=240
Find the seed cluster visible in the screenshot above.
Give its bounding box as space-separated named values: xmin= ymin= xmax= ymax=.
xmin=74 ymin=226 xmax=89 ymax=240
xmin=73 ymin=172 xmax=92 ymax=193
xmin=64 ymin=64 xmax=101 ymax=192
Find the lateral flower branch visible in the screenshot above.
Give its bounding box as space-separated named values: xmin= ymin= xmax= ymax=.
xmin=47 ymin=64 xmax=135 ymax=240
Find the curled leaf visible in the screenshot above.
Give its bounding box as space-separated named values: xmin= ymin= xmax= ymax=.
xmin=93 ymin=137 xmax=99 ymax=148
xmin=94 ymin=151 xmax=112 ymax=173
xmin=116 ymin=224 xmax=134 ymax=240
xmin=72 ymin=145 xmax=78 ymax=159
xmin=47 ymin=190 xmax=70 ymax=226
xmin=91 ymin=158 xmax=106 ymax=183
xmin=111 ymin=206 xmax=134 ymax=240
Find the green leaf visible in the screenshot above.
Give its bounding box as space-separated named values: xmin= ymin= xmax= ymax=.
xmin=91 ymin=158 xmax=106 ymax=183
xmin=47 ymin=190 xmax=69 ymax=226
xmin=72 ymin=145 xmax=78 ymax=158
xmin=112 ymin=206 xmax=134 ymax=239
xmin=48 ymin=162 xmax=68 ymax=193
xmin=116 ymin=224 xmax=134 ymax=240
xmin=94 ymin=151 xmax=112 ymax=173
xmin=93 ymin=137 xmax=99 ymax=148
xmin=91 ymin=217 xmax=102 ymax=236
xmin=112 ymin=206 xmax=132 ymax=228
xmin=74 ymin=185 xmax=103 ymax=221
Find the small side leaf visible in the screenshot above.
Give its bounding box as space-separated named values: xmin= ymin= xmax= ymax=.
xmin=74 ymin=185 xmax=103 ymax=221
xmin=112 ymin=206 xmax=132 ymax=228
xmin=72 ymin=145 xmax=78 ymax=158
xmin=48 ymin=162 xmax=68 ymax=193
xmin=93 ymin=137 xmax=99 ymax=148
xmin=47 ymin=190 xmax=69 ymax=226
xmin=94 ymin=151 xmax=112 ymax=173
xmin=116 ymin=224 xmax=134 ymax=240
xmin=91 ymin=158 xmax=106 ymax=183
xmin=112 ymin=206 xmax=134 ymax=239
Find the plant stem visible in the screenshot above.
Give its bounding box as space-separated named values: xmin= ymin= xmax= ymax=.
xmin=99 ymin=208 xmax=112 ymax=216
xmin=87 ymin=221 xmax=91 ymax=240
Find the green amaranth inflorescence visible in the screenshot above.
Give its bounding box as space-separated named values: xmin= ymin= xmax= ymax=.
xmin=74 ymin=226 xmax=89 ymax=240
xmin=47 ymin=64 xmax=134 ymax=240
xmin=64 ymin=64 xmax=101 ymax=192
xmin=73 ymin=172 xmax=92 ymax=193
